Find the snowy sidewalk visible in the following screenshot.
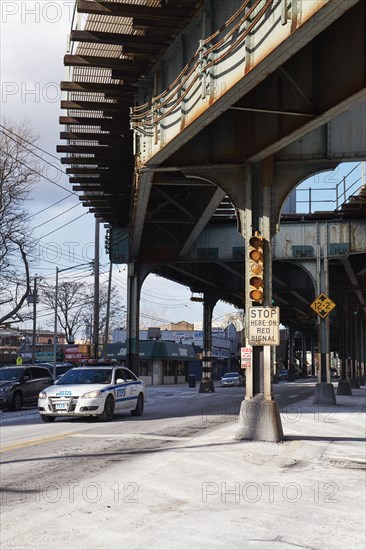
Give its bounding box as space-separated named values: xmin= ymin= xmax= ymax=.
xmin=1 ymin=386 xmax=365 ymax=550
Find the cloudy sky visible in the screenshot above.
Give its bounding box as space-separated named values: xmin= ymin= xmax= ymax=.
xmin=1 ymin=0 xmax=238 ymax=330
xmin=1 ymin=1 xmax=363 ymax=333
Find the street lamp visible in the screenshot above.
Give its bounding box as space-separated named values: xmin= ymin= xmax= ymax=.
xmin=53 ymin=263 xmax=91 ymax=378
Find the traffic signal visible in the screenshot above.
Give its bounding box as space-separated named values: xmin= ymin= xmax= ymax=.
xmin=248 ymin=232 xmax=264 ymax=304
xmin=105 ymin=229 xmax=111 ymax=253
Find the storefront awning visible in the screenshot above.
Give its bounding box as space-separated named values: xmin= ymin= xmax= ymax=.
xmin=106 ymin=341 xmax=197 ymax=360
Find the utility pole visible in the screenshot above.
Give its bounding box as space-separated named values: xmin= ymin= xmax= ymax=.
xmin=31 ymin=276 xmax=37 ymax=364
xmin=53 ymin=267 xmax=59 ymax=378
xmin=93 ymin=220 xmax=100 ymax=359
xmin=53 ymin=263 xmax=90 ymax=377
xmin=103 ymin=261 xmax=113 ymax=358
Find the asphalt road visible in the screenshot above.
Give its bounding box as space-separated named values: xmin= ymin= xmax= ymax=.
xmin=0 ymin=381 xmax=317 ymax=506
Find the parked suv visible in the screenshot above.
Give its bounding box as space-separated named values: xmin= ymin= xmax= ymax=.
xmin=0 ymin=366 xmax=54 ymax=411
xmin=38 ymin=363 xmax=75 ymax=381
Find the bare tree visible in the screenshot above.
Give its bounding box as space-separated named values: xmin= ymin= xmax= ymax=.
xmin=41 ymin=280 xmax=88 ymax=343
xmin=0 ymin=119 xmax=39 ymax=325
xmin=84 ymin=283 xmax=124 ymax=342
xmin=41 ymin=278 xmax=124 ymax=343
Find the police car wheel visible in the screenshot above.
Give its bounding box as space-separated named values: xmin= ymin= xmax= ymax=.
xmin=131 ymin=393 xmax=144 ymax=416
xmin=41 ymin=415 xmax=56 ymax=423
xmin=98 ymin=395 xmax=115 ymax=422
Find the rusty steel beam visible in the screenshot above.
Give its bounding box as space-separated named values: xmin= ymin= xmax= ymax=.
xmin=60 ymin=131 xmax=124 ymax=141
xmin=64 ymin=54 xmax=146 ymax=71
xmin=61 ymin=100 xmax=129 ymax=111
xmin=60 ymin=157 xmax=112 ymax=165
xmin=73 ymin=187 xmax=128 ymax=194
xmin=66 ymin=167 xmax=113 ymax=174
xmin=57 ymin=145 xmax=122 ymax=154
xmin=69 ymin=176 xmax=127 ymax=184
xmin=59 ymin=115 xmax=128 ymax=127
xmin=133 ymin=18 xmax=180 ymax=31
xmin=60 ymin=81 xmax=134 ymax=95
xmin=76 ymin=0 xmax=189 ymax=20
xmin=70 ymin=30 xmax=166 ymax=48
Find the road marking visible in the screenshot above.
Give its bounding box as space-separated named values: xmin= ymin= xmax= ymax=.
xmin=70 ymin=433 xmax=191 ymax=441
xmin=0 ymin=431 xmax=75 ymax=453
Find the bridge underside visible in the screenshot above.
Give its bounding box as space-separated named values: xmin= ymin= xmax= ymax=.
xmin=133 ymin=220 xmax=366 ymax=351
xmin=61 ymin=0 xmax=366 ymax=350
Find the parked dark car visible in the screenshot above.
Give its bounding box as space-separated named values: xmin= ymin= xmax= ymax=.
xmin=278 ymin=369 xmax=289 ymax=381
xmin=0 ymin=366 xmax=54 ymax=411
xmin=38 ymin=362 xmax=75 ymax=381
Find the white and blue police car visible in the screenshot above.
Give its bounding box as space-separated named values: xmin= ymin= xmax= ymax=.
xmin=38 ymin=366 xmax=145 ymax=422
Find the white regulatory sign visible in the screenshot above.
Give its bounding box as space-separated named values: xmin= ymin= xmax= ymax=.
xmin=240 ymin=346 xmax=252 ymax=369
xmin=248 ymin=307 xmax=280 ymax=346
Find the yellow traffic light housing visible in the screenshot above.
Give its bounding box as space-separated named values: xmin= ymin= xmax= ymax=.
xmin=248 ymin=232 xmax=264 ymax=304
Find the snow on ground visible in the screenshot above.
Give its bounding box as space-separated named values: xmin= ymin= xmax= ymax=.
xmin=1 ymin=387 xmax=365 ymax=550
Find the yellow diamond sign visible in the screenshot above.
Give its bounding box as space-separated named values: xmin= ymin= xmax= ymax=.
xmin=310 ymin=293 xmax=336 ymax=318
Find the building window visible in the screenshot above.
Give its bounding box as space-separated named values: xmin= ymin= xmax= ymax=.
xmin=163 ymin=360 xmax=174 ymax=377
xmin=163 ymin=360 xmax=187 ymax=380
xmin=140 ymin=360 xmax=152 ymax=377
xmin=177 ymin=361 xmax=186 ymax=376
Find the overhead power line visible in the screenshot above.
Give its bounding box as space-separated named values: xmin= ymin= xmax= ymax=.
xmin=32 ymin=202 xmax=82 ymax=230
xmin=0 ymin=123 xmax=65 ymax=166
xmin=33 ymin=212 xmax=89 ymax=240
xmin=27 ymin=194 xmax=76 ymax=220
xmin=2 ymin=148 xmax=77 ymax=195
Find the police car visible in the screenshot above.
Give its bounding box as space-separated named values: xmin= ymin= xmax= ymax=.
xmin=38 ymin=366 xmax=145 ymax=422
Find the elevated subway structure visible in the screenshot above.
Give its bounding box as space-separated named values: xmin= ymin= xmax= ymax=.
xmin=59 ymin=1 xmax=366 ymax=436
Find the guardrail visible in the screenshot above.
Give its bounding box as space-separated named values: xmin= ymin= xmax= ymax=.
xmin=291 ymin=164 xmax=365 ymax=215
xmin=130 ymin=0 xmax=300 ymax=164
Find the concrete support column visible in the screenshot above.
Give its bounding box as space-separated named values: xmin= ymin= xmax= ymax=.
xmin=126 ymin=263 xmax=150 ymax=376
xmin=311 ymin=336 xmax=316 ymax=377
xmin=126 ymin=263 xmax=140 ymax=376
xmin=199 ymin=293 xmax=217 ymax=393
xmin=301 ymin=331 xmax=307 ymax=377
xmin=351 ymin=311 xmax=357 ymax=378
xmin=313 ymin=231 xmax=336 ymax=405
xmin=288 ymin=327 xmax=296 ymax=381
xmin=339 ymin=293 xmax=347 ymax=379
xmin=234 ymin=160 xmax=283 ymax=442
xmin=354 ymin=314 xmax=359 ymax=378
xmin=361 ymin=318 xmax=366 ymax=377
xmin=337 ymin=292 xmax=352 ymax=395
xmin=360 ymin=318 xmax=366 ymax=383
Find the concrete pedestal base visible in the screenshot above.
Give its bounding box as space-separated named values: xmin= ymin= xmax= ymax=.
xmin=357 ymin=376 xmax=365 ymax=386
xmin=199 ymin=379 xmax=215 ymax=393
xmin=350 ymin=378 xmax=360 ymax=389
xmin=235 ymin=394 xmax=284 ymax=443
xmin=313 ymin=382 xmax=336 ymax=405
xmin=337 ymin=380 xmax=352 ymax=396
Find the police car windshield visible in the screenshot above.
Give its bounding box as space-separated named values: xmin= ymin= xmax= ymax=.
xmin=58 ymin=368 xmax=112 ymax=385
